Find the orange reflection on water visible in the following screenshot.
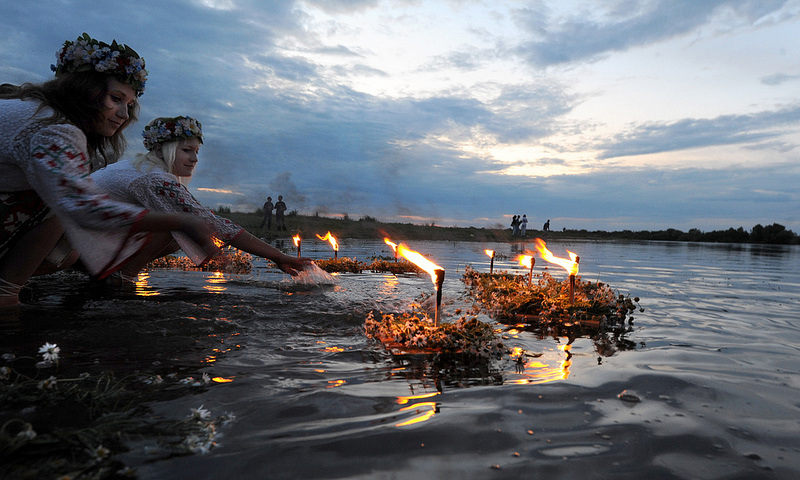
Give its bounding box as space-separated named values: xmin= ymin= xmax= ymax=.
xmin=396 ymin=391 xmax=441 ymax=405
xmin=396 ymin=401 xmax=438 ymax=427
xmin=211 ymin=377 xmax=234 ymax=383
xmin=378 ymin=275 xmax=400 ymax=296
xmin=203 ymin=271 xmax=227 ymax=294
xmin=322 ymin=346 xmax=345 ymax=353
xmin=508 ymin=343 xmax=572 ymax=385
xmin=327 ymin=379 xmax=346 ymax=388
xmin=133 ymin=272 xmax=160 ymax=297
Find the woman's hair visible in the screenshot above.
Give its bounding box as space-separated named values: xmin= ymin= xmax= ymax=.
xmin=0 ymin=70 xmax=139 ymax=166
xmin=132 ymin=139 xmax=192 ymax=185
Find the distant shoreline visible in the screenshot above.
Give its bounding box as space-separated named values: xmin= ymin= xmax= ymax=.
xmin=219 ymin=210 xmax=800 ymax=246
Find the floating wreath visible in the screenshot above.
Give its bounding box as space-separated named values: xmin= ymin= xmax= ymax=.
xmin=462 ymin=266 xmax=642 ymax=328
xmin=364 ymin=311 xmax=509 ymax=360
xmin=147 ymin=246 xmax=253 ymax=274
xmin=315 ymin=256 xmax=424 ymax=275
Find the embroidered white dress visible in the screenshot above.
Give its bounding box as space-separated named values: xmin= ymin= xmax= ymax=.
xmin=92 ymin=160 xmax=243 ymax=265
xmin=0 ymin=98 xmax=148 ymax=277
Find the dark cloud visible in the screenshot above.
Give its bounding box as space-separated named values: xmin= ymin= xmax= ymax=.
xmin=513 ymin=0 xmax=791 ymax=66
xmin=597 ymin=105 xmax=800 ymax=159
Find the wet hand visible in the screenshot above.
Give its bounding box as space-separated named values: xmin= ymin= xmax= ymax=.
xmin=276 ymin=255 xmax=314 ymax=276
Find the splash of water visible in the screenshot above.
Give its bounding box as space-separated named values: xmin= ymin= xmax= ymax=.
xmin=291 ymin=264 xmax=336 ymax=286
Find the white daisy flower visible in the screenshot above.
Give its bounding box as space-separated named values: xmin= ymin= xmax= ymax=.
xmin=38 ymin=342 xmax=60 ymax=363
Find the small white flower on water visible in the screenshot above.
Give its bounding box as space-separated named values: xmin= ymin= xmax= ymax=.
xmin=38 ymin=375 xmax=57 ymax=390
xmin=202 ymin=373 xmax=211 ymax=384
xmin=191 ymin=405 xmax=211 ymax=421
xmin=2 ymin=353 xmax=15 ymax=362
xmin=182 ymin=434 xmax=213 ymax=454
xmin=39 ymin=342 xmax=60 ymax=362
xmin=116 ymin=466 xmax=137 ymax=477
xmin=89 ymin=445 xmax=111 ymax=461
xmin=16 ymin=423 xmax=37 ymax=440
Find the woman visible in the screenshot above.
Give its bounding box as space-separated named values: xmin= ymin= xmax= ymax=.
xmin=0 ymin=34 xmax=219 ymax=308
xmin=92 ymin=116 xmax=311 ymax=280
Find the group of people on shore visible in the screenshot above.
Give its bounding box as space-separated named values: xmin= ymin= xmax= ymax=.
xmin=259 ymin=195 xmax=287 ymax=231
xmin=510 ymin=215 xmax=551 ymax=237
xmin=1 ymin=33 xmax=312 ymax=310
xmin=510 ymin=214 xmax=528 ymax=237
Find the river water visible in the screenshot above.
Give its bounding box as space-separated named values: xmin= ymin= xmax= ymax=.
xmin=3 ymin=238 xmax=799 ymax=479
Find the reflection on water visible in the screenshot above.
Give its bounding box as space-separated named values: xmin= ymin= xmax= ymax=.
xmin=508 ymin=343 xmax=572 ymax=385
xmin=4 ymin=239 xmax=800 ymax=478
xmin=203 ymin=271 xmax=228 ymax=294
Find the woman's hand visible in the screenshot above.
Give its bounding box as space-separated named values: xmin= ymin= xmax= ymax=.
xmin=274 ymin=254 xmax=314 ymax=276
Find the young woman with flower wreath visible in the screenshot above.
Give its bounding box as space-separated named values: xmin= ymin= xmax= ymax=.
xmin=92 ymin=115 xmax=312 ymax=280
xmin=0 ymin=34 xmax=219 ymax=309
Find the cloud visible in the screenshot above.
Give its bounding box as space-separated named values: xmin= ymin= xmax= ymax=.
xmin=513 ymin=0 xmax=791 ymax=67
xmin=2 ymin=0 xmax=799 ymax=232
xmin=597 ymin=105 xmax=800 ymax=159
xmin=761 ymin=73 xmax=800 ymax=85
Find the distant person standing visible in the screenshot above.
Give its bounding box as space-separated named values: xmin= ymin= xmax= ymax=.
xmin=260 ymin=196 xmax=274 ymax=229
xmin=520 ymin=214 xmax=528 ymax=237
xmin=511 ymin=215 xmax=519 ymax=236
xmin=274 ymin=195 xmax=287 ymax=231
xmin=543 ymin=219 xmax=550 ymax=232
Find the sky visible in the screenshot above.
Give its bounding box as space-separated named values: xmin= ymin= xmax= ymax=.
xmin=2 ymin=0 xmax=799 ymax=232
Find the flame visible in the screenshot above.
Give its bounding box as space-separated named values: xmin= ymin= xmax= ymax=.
xmin=384 ymin=238 xmax=398 ymax=252
xmin=316 ymin=231 xmax=338 ymax=251
xmin=518 ymin=254 xmax=533 ymax=268
xmin=484 ymin=249 xmax=494 ymax=258
xmin=384 ymin=238 xmax=443 ymax=285
xmin=534 ymin=238 xmax=578 ymax=276
xmin=292 ymin=234 xmax=301 ymax=247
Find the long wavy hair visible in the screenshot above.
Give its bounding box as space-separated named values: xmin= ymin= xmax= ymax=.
xmin=0 ymin=70 xmax=139 ymax=167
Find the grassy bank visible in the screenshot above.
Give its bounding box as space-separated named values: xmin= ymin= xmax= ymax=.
xmin=217 ymin=210 xmax=800 ymax=245
xmin=219 ymin=211 xmax=512 ymax=242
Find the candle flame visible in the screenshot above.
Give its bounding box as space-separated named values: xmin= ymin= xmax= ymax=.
xmin=484 ymin=249 xmax=494 ymax=258
xmin=384 ymin=238 xmax=398 ymax=252
xmin=384 ymin=238 xmax=443 ymax=286
xmin=534 ymin=238 xmax=579 ymax=276
xmin=292 ymin=234 xmax=301 ymax=247
xmin=316 ymin=231 xmax=338 ymax=251
xmin=518 ymin=254 xmax=533 ymax=268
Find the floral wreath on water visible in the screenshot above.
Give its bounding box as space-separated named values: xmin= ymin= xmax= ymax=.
xmin=51 ymin=32 xmax=148 ymax=97
xmin=142 ymin=116 xmax=204 ymax=151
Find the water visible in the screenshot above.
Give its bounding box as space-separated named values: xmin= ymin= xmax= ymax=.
xmin=3 ymin=238 xmax=799 ymax=479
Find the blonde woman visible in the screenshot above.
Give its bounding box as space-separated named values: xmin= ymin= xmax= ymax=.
xmin=93 ymin=116 xmax=311 ymax=281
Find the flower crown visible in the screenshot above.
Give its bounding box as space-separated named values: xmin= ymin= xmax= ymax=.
xmin=142 ymin=116 xmax=204 ymax=151
xmin=51 ymin=33 xmax=148 ymax=97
